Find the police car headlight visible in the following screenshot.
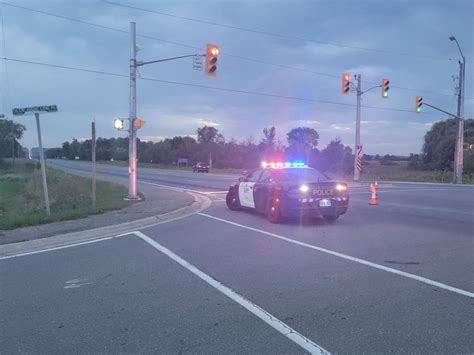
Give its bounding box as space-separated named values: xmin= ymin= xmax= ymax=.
xmin=299 ymin=184 xmax=309 ymax=193
xmin=336 ymin=184 xmax=348 ymax=192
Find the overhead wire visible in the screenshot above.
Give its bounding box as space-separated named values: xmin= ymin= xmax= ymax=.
xmin=103 ymin=0 xmax=461 ymax=63
xmin=0 ymin=0 xmax=469 ymax=100
xmin=1 ymin=57 xmax=440 ymax=115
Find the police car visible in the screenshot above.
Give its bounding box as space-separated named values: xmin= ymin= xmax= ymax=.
xmin=226 ymin=161 xmax=349 ymax=223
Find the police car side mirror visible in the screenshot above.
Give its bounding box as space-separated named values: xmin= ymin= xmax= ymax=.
xmin=238 ymin=176 xmax=247 ymax=182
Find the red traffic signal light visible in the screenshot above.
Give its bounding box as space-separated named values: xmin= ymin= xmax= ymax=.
xmin=381 ymin=79 xmax=390 ymax=98
xmin=342 ymin=73 xmax=351 ymax=95
xmin=416 ymin=96 xmax=423 ymax=113
xmin=205 ymin=43 xmax=219 ymax=77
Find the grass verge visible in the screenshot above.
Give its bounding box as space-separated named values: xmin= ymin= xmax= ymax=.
xmin=0 ymin=159 xmax=131 ymax=230
xmin=331 ymin=161 xmax=474 ymax=184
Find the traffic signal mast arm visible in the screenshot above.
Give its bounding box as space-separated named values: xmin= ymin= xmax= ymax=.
xmin=136 ymin=53 xmax=205 ymax=67
xmin=421 ymin=102 xmax=459 ymax=119
xmin=361 ymin=84 xmax=382 ymax=96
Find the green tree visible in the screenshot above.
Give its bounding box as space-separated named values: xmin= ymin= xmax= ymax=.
xmin=260 ymin=126 xmax=276 ymax=158
xmin=0 ymin=119 xmax=26 ymax=163
xmin=45 ymin=148 xmax=63 ymax=159
xmin=197 ymin=126 xmax=219 ymax=144
xmin=286 ymin=127 xmax=319 ymax=159
xmin=319 ymin=139 xmax=353 ymax=173
xmin=422 ymin=118 xmax=474 ymax=170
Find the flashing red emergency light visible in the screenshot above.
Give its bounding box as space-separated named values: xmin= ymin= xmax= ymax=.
xmin=261 ymin=161 xmax=306 ymax=168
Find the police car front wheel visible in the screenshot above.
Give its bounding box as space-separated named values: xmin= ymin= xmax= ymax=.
xmin=226 ymin=191 xmax=241 ymax=211
xmin=266 ymin=198 xmax=282 ymax=223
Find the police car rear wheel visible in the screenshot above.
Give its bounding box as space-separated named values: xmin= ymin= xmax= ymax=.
xmin=267 ymin=199 xmax=281 ymax=223
xmin=226 ymin=191 xmax=241 ymax=211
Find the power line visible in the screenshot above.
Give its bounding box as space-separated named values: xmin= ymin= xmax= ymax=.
xmin=103 ymin=0 xmax=460 ymax=63
xmin=2 ymin=56 xmax=439 ymax=115
xmin=1 ymin=1 xmax=470 ymax=100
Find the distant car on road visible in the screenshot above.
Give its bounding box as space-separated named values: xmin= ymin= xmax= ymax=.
xmin=192 ymin=162 xmax=210 ymax=173
xmin=226 ymin=161 xmax=349 ymax=223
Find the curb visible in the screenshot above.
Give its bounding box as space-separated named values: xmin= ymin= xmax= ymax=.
xmin=0 ymin=190 xmax=211 ymax=258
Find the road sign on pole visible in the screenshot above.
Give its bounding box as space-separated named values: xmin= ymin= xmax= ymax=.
xmin=12 ymin=105 xmax=58 ymax=116
xmin=355 ymin=144 xmax=363 ymax=172
xmin=12 ymin=105 xmax=58 ymax=215
xmin=35 ymin=112 xmax=51 ymax=215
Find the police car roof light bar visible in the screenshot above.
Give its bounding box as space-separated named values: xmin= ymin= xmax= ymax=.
xmin=261 ymin=161 xmax=307 ymax=168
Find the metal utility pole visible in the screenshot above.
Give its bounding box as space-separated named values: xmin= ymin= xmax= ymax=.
xmin=35 ymin=112 xmax=51 ymax=215
xmin=453 ymin=61 xmax=465 ymax=183
xmin=450 ymin=36 xmax=466 ymax=184
xmin=128 ymin=22 xmax=139 ymax=199
xmin=354 ymin=74 xmax=362 ymax=181
xmin=125 ymin=22 xmax=210 ymax=198
xmin=91 ymin=120 xmax=97 ymax=209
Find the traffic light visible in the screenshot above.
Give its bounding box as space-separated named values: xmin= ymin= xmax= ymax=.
xmin=114 ymin=119 xmax=124 ymax=129
xmin=381 ymin=79 xmax=390 ymax=98
xmin=342 ymin=73 xmax=351 ymax=94
xmin=205 ymin=43 xmax=219 ymax=77
xmin=416 ymin=96 xmax=423 ymax=113
xmin=134 ymin=119 xmax=145 ymax=130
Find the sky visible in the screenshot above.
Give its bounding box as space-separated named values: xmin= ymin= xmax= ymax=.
xmin=0 ymin=0 xmax=473 ymax=155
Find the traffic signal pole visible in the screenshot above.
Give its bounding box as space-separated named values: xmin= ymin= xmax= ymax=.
xmin=126 ymin=22 xmax=209 ymax=199
xmin=354 ymin=74 xmax=362 ymax=181
xmin=128 ymin=22 xmax=139 ymax=199
xmin=347 ymin=74 xmax=383 ymax=181
xmin=453 ymin=60 xmax=465 ymax=184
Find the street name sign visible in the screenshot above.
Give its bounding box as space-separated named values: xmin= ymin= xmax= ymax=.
xmin=12 ymin=105 xmax=58 ymax=116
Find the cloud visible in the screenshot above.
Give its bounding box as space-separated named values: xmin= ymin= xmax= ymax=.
xmin=360 ymin=120 xmax=391 ymax=125
xmin=197 ymin=119 xmax=220 ymax=127
xmin=291 ymin=119 xmax=321 ymax=126
xmin=330 ymin=124 xmax=351 ymax=131
xmin=139 ymin=135 xmax=167 ymax=142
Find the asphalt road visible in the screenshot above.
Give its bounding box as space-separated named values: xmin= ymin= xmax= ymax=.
xmin=1 ymin=160 xmax=473 ymax=353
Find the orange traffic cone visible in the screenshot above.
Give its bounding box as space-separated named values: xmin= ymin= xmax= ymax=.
xmin=369 ymin=182 xmax=378 ymax=205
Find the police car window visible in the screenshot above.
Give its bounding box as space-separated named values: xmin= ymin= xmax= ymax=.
xmin=247 ymin=169 xmax=262 ymax=182
xmin=259 ymin=170 xmax=273 ymax=182
xmin=274 ymin=168 xmax=328 ymax=182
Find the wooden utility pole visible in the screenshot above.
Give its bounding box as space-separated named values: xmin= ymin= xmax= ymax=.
xmin=91 ymin=120 xmax=97 ymax=209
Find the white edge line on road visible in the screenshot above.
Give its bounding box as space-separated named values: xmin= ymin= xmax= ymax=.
xmin=198 ymin=213 xmax=474 ymax=299
xmin=133 ymin=230 xmax=329 ymax=355
xmin=0 ymin=235 xmax=123 ymax=260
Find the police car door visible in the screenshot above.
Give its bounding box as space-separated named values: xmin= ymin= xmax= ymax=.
xmin=238 ymin=169 xmax=262 ymax=209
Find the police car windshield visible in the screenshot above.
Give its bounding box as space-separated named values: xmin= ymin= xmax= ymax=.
xmin=273 ymin=168 xmax=329 ymax=183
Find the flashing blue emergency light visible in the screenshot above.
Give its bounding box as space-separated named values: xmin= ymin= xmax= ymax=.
xmin=261 ymin=161 xmax=306 ymax=168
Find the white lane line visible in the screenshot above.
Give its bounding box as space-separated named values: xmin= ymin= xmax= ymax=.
xmin=0 ymin=235 xmax=120 ymax=260
xmin=133 ymin=230 xmax=329 ymax=354
xmin=198 ymin=213 xmax=474 ymax=299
